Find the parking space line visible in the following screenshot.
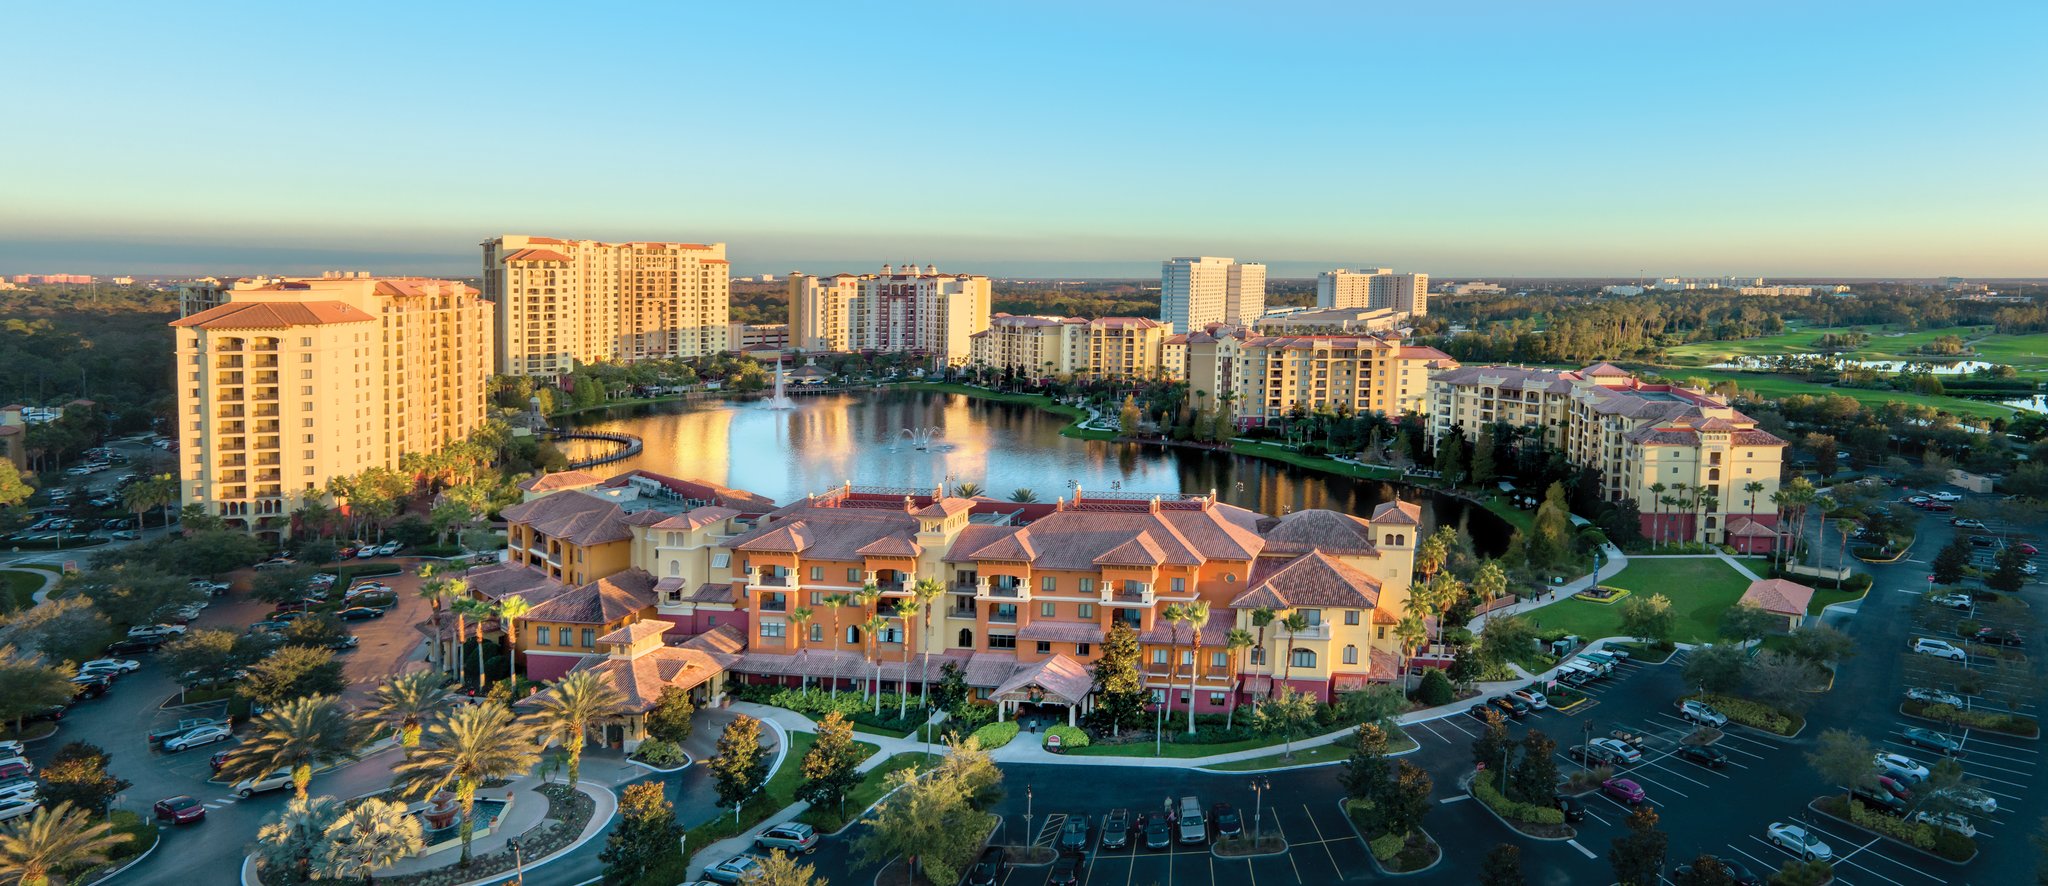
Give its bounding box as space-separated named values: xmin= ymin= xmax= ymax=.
xmin=1433 ymin=715 xmax=1476 ymax=738
xmin=1565 ymin=838 xmax=1596 ymax=859
xmin=1799 ymin=823 xmax=1946 ymax=885
xmin=1299 ymin=803 xmax=1342 ymax=877
xmin=1724 ymin=843 xmax=1797 ymax=885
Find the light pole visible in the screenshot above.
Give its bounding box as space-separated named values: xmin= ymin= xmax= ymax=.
xmin=1155 ymin=689 xmax=1165 ymax=756
xmin=1250 ymin=776 xmax=1271 ymax=840
xmin=1024 ymin=785 xmax=1034 ymax=851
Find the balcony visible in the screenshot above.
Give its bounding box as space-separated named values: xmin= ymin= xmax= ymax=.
xmin=254 ymin=421 xmax=279 ymax=433
xmin=987 ymin=608 xmax=1019 ymax=625
xmin=746 ymin=569 xmax=794 ymax=589
xmin=972 ymin=578 xmax=1029 ymax=603
xmin=215 ymin=356 xmax=243 ymax=369
xmin=218 ymin=456 xmax=246 ymax=468
xmin=1289 ymin=622 xmax=1334 ymax=642
xmin=217 ymin=406 xmax=245 ymax=419
xmin=219 ymin=372 xmax=244 ymax=385
xmin=1100 ymin=582 xmax=1154 ymax=606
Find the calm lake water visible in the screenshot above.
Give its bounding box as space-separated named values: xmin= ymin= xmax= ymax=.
xmin=559 ymin=389 xmax=1510 ymax=552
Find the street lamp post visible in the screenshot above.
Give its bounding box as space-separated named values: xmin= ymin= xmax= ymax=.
xmin=1251 ymin=776 xmax=1271 ymax=840
xmin=1024 ymin=785 xmax=1034 ymax=852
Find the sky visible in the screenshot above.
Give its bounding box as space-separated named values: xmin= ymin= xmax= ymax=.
xmin=5 ymin=1 xmax=2046 ymax=278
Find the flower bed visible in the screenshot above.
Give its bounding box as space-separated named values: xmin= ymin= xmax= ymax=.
xmin=1469 ymin=770 xmax=1572 ymax=838
xmin=970 ymin=721 xmax=1019 ymax=749
xmin=732 ymin=685 xmax=930 ymax=735
xmin=1343 ymin=801 xmax=1440 ymax=874
xmin=630 ymin=739 xmax=689 ymax=770
xmin=258 ymin=784 xmax=595 ymax=886
xmin=1681 ymin=693 xmax=1798 ymax=736
xmin=1902 ymin=700 xmax=2040 ymax=738
xmin=1573 ymin=586 xmax=1631 ymax=605
xmin=1812 ymin=795 xmax=1976 ymax=863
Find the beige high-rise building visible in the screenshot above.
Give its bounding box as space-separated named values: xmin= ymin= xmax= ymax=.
xmin=1316 ymin=268 xmax=1429 ymax=317
xmin=483 ymin=235 xmax=730 ymax=376
xmin=969 ymin=314 xmax=1088 ymax=377
xmin=788 ymin=265 xmax=990 ymax=365
xmin=1086 ymin=317 xmax=1171 ymax=379
xmin=1194 ymin=334 xmax=1455 ymax=427
xmin=787 ymin=273 xmax=860 ymax=353
xmin=1161 ymin=256 xmax=1265 ymax=333
xmin=170 ymin=273 xmax=494 ymax=535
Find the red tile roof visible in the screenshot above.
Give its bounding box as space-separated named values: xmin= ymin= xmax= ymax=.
xmin=1229 ymin=551 xmax=1381 ymax=609
xmin=169 ymin=300 xmax=376 ymax=329
xmin=1740 ymin=579 xmax=1814 ymax=617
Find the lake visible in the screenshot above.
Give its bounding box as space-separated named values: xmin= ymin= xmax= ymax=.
xmin=557 ymin=388 xmax=1511 ymax=552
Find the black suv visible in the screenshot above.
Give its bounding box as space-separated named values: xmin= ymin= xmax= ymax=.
xmin=1143 ymin=812 xmax=1172 ymax=850
xmin=105 ymin=637 xmax=164 ymax=655
xmin=1057 ymin=816 xmax=1089 ymax=853
xmin=1212 ymin=802 xmax=1243 ymax=838
xmin=964 ymin=846 xmax=1006 ymax=886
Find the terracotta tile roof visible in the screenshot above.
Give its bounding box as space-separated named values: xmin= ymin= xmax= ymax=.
xmin=681 ymin=624 xmax=747 ymax=657
xmin=1093 ymin=533 xmax=1167 ymax=567
xmin=596 ymin=620 xmax=671 ymax=646
xmin=502 ymin=491 xmax=634 ymax=547
xmin=954 ymin=505 xmax=1263 ymax=572
xmin=992 ymin=654 xmax=1095 ymax=704
xmin=650 ymin=506 xmax=740 ymax=531
xmin=1429 ymin=365 xmax=1583 ymax=391
xmin=1733 ymin=429 xmax=1789 ymax=447
xmin=560 ymin=647 xmax=725 ymax=712
xmin=1018 ymin=621 xmax=1105 ymax=644
xmin=462 ymin=562 xmax=574 ymax=607
xmin=1228 ymin=551 xmax=1380 ymax=609
xmin=735 ymin=521 xmax=813 ymax=553
xmin=1257 ymin=509 xmax=1378 ymax=556
xmin=1726 ymin=517 xmax=1779 ymax=537
xmin=1370 ymin=501 xmax=1422 ymax=526
xmin=1396 ymin=346 xmax=1456 ymax=361
xmin=856 ymin=535 xmax=922 ymax=558
xmin=169 ymin=300 xmax=376 ymax=329
xmin=1140 ymin=607 xmax=1232 ymax=646
xmin=502 ymin=248 xmax=571 ymax=263
xmin=1088 ymin=317 xmax=1165 ymax=330
xmin=518 ymin=470 xmax=602 ymax=493
xmin=1581 ymin=361 xmax=1634 ymax=377
xmin=963 ymin=651 xmax=1021 ymax=688
xmin=913 ymin=498 xmax=976 ymax=519
xmin=1740 ymin=579 xmax=1813 ymax=617
xmin=732 ymin=649 xmax=867 ymax=679
xmin=955 ymin=526 xmax=1036 ymax=562
xmin=523 ymin=569 xmax=657 ymax=625
xmin=726 ymin=507 xmax=922 ymax=560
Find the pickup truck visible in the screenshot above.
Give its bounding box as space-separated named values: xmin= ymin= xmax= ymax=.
xmin=149 ymin=718 xmax=225 ymax=746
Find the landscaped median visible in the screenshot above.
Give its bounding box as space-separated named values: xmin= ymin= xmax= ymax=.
xmin=1810 ymin=795 xmax=1977 ymax=864
xmin=1680 ymin=693 xmax=1802 ymax=737
xmin=1467 ymin=769 xmax=1573 ymax=839
xmin=796 ymin=750 xmax=941 ymax=834
xmin=1341 ymin=800 xmax=1441 ymax=875
xmin=1900 ymin=700 xmax=2040 ymax=738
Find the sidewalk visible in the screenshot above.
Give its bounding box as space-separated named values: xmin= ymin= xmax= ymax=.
xmin=1467 ymin=543 xmax=1628 ymax=632
xmin=357 ymin=773 xmax=616 ymax=882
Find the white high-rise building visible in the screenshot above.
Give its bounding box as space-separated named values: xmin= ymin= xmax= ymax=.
xmin=1315 ymin=268 xmax=1429 ymax=317
xmin=482 ymin=235 xmax=731 ymax=376
xmin=1160 ymin=256 xmax=1265 ymax=333
xmin=787 ymin=265 xmax=991 ymax=365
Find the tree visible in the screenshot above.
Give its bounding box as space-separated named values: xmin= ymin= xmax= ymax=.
xmin=1337 ymin=685 xmax=1405 ymax=731
xmin=1744 ymin=651 xmax=1828 ymax=713
xmin=709 ymin=714 xmax=770 ymax=824
xmin=320 ymin=797 xmax=425 ymax=885
xmin=252 ymin=565 xmax=318 ymax=605
xmin=391 ymin=702 xmax=540 ymax=867
xmin=1481 ymin=843 xmax=1525 ymax=886
xmin=239 ymin=645 xmax=347 ymax=709
xmin=1339 ymin=723 xmax=1392 ymax=819
xmin=1529 ymin=481 xmax=1574 ymax=567
xmin=1008 ymin=488 xmax=1039 ymax=503
xmin=797 ymin=712 xmax=865 ymax=815
xmin=281 ymin=613 xmax=349 ymax=651
xmin=1771 ymin=858 xmax=1835 ymax=886
xmin=1470 ymin=429 xmax=1498 ymax=487
xmin=1434 ymin=433 xmax=1467 ymax=485
xmin=1119 ymin=395 xmax=1141 ymax=433
xmin=746 ymin=850 xmax=824 ymax=886
xmin=855 ymin=739 xmax=1000 ymax=886
xmin=1381 ymin=761 xmax=1433 ymax=839
xmin=369 ymin=670 xmax=450 ymax=749
xmin=1618 ymin=593 xmax=1676 ymax=645
xmin=1252 ymin=686 xmax=1319 ymax=761
xmin=1470 ymin=707 xmax=1510 ymax=769
xmin=1988 ymin=545 xmax=2030 ymax=593
xmin=255 ymin=794 xmax=342 ymax=884
xmin=600 ymin=781 xmax=682 ymax=885
xmin=2 ymin=597 xmax=110 ymax=667
xmin=163 ymin=627 xmax=240 ymax=699
xmin=534 ymin=670 xmax=624 ymax=790
xmin=1416 ymin=667 xmax=1454 ymax=705
xmin=1477 ymin=615 xmax=1535 ymax=668
xmin=1682 ymin=644 xmax=1747 ymax=694
xmin=1510 ymin=730 xmax=1559 ymax=806
xmin=1608 ymin=806 xmax=1667 ymax=886
xmin=1672 ymin=854 xmax=1736 ymax=886
xmin=1931 ymin=537 xmax=1971 ymax=586
xmin=931 ymin=660 xmax=969 ymax=712
xmin=1178 ymin=599 xmax=1211 ymax=734
xmin=1718 ymin=601 xmax=1777 ymax=646
xmin=644 ymin=685 xmax=696 ymax=746
xmin=221 ymin=695 xmax=362 ymax=800
xmin=35 ymin=742 xmax=129 ymax=818
xmin=1471 ymin=561 xmax=1508 ymax=609
xmin=494 ymin=596 xmax=532 ymax=679
xmin=0 ymin=645 xmax=75 ymax=735
xmin=0 ymin=463 xmax=33 ymax=509
xmin=1783 ymin=624 xmax=1855 ymax=666
xmin=1089 ymin=620 xmax=1147 ymax=736
xmin=1806 ymin=729 xmax=1878 ymax=800
xmin=0 ymin=801 xmax=129 ymax=886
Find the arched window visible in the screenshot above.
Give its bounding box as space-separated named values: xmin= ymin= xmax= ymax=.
xmin=1342 ymin=645 xmax=1358 ymax=665
xmin=1290 ymin=648 xmax=1317 ymax=669
xmin=846 ymin=626 xmax=862 ymax=645
xmin=958 ymin=628 xmax=974 ymax=648
xmin=1709 ymin=468 xmax=1721 ymax=482
xmin=668 ymin=560 xmax=680 ymax=577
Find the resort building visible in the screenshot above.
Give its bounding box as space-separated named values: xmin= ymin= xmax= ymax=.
xmin=168 ymin=273 xmax=494 ymax=536
xmin=1254 ymin=306 xmax=1404 ymax=335
xmin=1315 ymin=269 xmax=1428 ymax=317
xmin=1188 ymin=333 xmax=1456 ymax=427
xmin=1160 ymin=256 xmax=1265 ymax=333
xmin=787 ymin=265 xmax=991 ymax=366
xmin=968 ymin=315 xmax=1173 ymax=381
xmin=482 ymin=235 xmax=731 ymax=376
xmin=475 ymin=471 xmax=1429 ymax=747
xmin=1427 ymin=363 xmax=1787 ymax=550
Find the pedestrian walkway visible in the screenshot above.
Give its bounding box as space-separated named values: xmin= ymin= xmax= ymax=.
xmin=325 ymin=773 xmax=615 ymax=883
xmin=2 ymin=566 xmax=61 ymax=606
xmin=1467 ymin=543 xmax=1628 ymax=632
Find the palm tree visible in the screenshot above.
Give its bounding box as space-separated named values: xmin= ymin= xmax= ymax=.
xmin=788 ymin=607 xmax=814 ymax=691
xmin=1669 ymin=483 xmax=1690 ymax=544
xmin=1178 ymin=600 xmax=1211 ymax=734
xmin=1223 ymin=628 xmax=1253 ymax=730
xmin=821 ymin=593 xmax=849 ymax=698
xmin=1657 ymin=495 xmax=1681 ymax=547
xmin=1698 ymin=491 xmax=1721 ymax=545
xmin=851 ymin=584 xmax=883 ymax=698
xmin=494 ymin=596 xmax=533 ymax=681
xmin=1393 ymin=614 xmax=1427 ymax=686
xmin=1160 ymin=603 xmax=1187 ymax=723
xmin=370 ymin=670 xmax=451 ymax=748
xmin=1647 ymin=482 xmax=1667 ymax=547
xmin=392 ymin=702 xmax=541 ymax=867
xmin=911 ymin=578 xmax=945 ymax=709
xmin=0 ymin=801 xmax=129 ymax=886
xmin=320 ymin=797 xmax=424 ymax=885
xmin=534 ymin=670 xmax=626 ymax=790
xmin=859 ymin=614 xmax=889 ymax=716
xmin=950 ymin=482 xmax=984 ymax=499
xmin=1008 ymin=488 xmax=1039 ymax=503
xmin=256 ymin=794 xmax=342 ymax=883
xmin=1278 ymin=612 xmax=1310 ymax=694
xmin=1251 ymin=607 xmax=1276 ymax=704
xmin=416 ymin=567 xmax=451 ymax=675
xmin=891 ymin=599 xmax=920 ymax=720
xmin=222 ymin=695 xmax=362 ymax=800
xmin=453 ymin=597 xmax=493 ymax=687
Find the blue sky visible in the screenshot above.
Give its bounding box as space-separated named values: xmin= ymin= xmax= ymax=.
xmin=5 ymin=1 xmax=2044 ymax=277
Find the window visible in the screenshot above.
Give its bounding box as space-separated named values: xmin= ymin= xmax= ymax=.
xmin=1078 ymin=603 xmax=1094 ymax=618
xmin=301 ymin=369 xmax=314 ymax=379
xmin=1171 ymin=577 xmax=1186 ymax=592
xmin=809 ymin=592 xmax=825 ymax=605
xmin=1151 ymin=649 xmax=1169 ymax=664
xmin=848 ymin=568 xmax=860 ymax=582
xmin=1377 ymin=626 xmax=1386 ymax=640
xmin=1209 ymin=692 xmax=1227 ymax=707
xmin=1301 ymin=609 xmax=1322 ymax=625
xmin=1345 ymin=610 xmax=1360 ymax=625
xmin=1150 ymin=689 xmax=1166 ymax=704
xmin=1040 ymin=602 xmax=1056 ymax=617
xmin=1041 ymin=576 xmax=1056 ymax=591
xmin=1224 ymin=573 xmax=1236 ymax=583
xmin=989 ymin=633 xmax=1017 ymax=650
xmin=1077 ymin=643 xmax=1091 ymax=656
xmin=1179 ymin=691 xmax=1191 ymax=705
xmin=1343 ymin=645 xmax=1358 ymax=665
xmin=1079 ymin=578 xmax=1094 ymax=593
xmin=1210 ymin=651 xmax=1227 ymax=668
xmin=300 ymin=386 xmax=314 ymax=396
xmin=958 ymin=628 xmax=974 ymax=647
xmin=1036 ymin=641 xmax=1052 ymax=654
xmin=761 ymin=621 xmax=786 ymax=639
xmin=809 ymin=566 xmax=823 ymax=581
xmin=1290 ymin=648 xmax=1316 ymax=668
xmin=534 ymin=627 xmax=550 ymax=646
xmin=712 ymin=553 xmax=730 ymax=568
xmin=880 ymin=626 xmax=903 ymax=643
xmin=810 ymin=624 xmax=824 ymax=642
xmin=1250 ymin=648 xmax=1266 ymax=665
xmin=580 ymin=629 xmax=596 ymax=648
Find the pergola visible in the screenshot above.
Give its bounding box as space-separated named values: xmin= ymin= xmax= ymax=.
xmin=991 ymin=655 xmax=1095 ymax=727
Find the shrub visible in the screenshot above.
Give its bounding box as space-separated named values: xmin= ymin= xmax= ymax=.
xmin=1684 ymin=693 xmax=1792 ymax=734
xmin=1416 ymin=669 xmax=1455 ymax=706
xmin=971 ymin=721 xmax=1019 ymax=749
xmin=948 ymin=701 xmax=995 ymax=729
xmin=1906 ymin=701 xmax=2040 ymax=737
xmin=1845 ymin=573 xmax=1874 ymax=592
xmin=1471 ymin=770 xmax=1565 ymax=825
xmin=1044 ymin=725 xmax=1089 ymax=750
xmin=1368 ymin=832 xmax=1405 ymax=862
xmin=633 ymin=739 xmax=688 ymax=767
xmin=1847 ymin=799 xmax=1936 ymax=850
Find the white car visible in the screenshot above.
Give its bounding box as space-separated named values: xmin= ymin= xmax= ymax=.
xmin=348 ymin=582 xmax=392 ymax=594
xmin=1931 ymin=786 xmax=1997 ymax=813
xmin=0 ymin=796 xmax=41 ymax=822
xmin=0 ymin=781 xmax=36 ymax=803
xmin=163 ymin=725 xmax=233 ymax=752
xmin=1590 ymin=738 xmax=1643 ymax=764
xmin=1679 ymin=700 xmax=1729 ymax=727
xmin=233 ymin=768 xmax=295 ymax=798
xmin=0 ymin=740 xmax=20 ymax=757
xmin=1929 ymin=593 xmax=1974 ymax=610
xmin=1911 ymin=638 xmax=1966 ymax=661
xmin=1904 ymin=687 xmax=1964 ymax=707
xmin=0 ymin=757 xmax=31 ymax=776
xmin=190 ymin=580 xmax=230 ymax=594
xmin=1512 ymin=688 xmax=1548 ymax=709
xmin=1875 ymin=752 xmax=1930 ymax=782
xmin=1911 ymin=811 xmax=1977 ymax=838
xmin=1767 ymin=821 xmax=1833 ymax=861
xmin=80 ymin=658 xmax=142 ymax=674
xmin=127 ymin=624 xmax=188 ymax=640
xmin=1930 ymin=492 xmax=1962 ymax=502
xmin=376 ymin=542 xmax=401 ymax=556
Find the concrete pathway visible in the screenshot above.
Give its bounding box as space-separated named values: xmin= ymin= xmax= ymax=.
xmin=3 ymin=566 xmax=61 ymax=605
xmin=1466 ymin=543 xmax=1628 ymax=632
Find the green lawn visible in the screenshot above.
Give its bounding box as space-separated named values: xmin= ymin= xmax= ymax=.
xmin=0 ymin=570 xmax=45 ymax=612
xmin=1201 ymin=726 xmax=1418 ymax=771
xmin=797 ymin=751 xmax=942 ymax=833
xmin=1639 ymin=368 xmax=2018 ymax=421
xmin=680 ymin=731 xmax=879 ymax=847
xmin=1809 ymin=586 xmax=1867 ymax=614
xmin=1662 ymin=325 xmax=2048 ymax=375
xmin=1527 ymin=557 xmax=1759 ymax=644
xmin=1066 ymin=730 xmax=1292 ymax=759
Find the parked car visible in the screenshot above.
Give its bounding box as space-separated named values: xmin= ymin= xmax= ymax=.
xmin=1905 ymin=687 xmax=1964 ymax=707
xmin=163 ymin=725 xmax=233 ymax=752
xmin=1901 ymin=726 xmax=1965 ymax=756
xmin=1912 ymin=810 xmax=1977 ymax=838
xmin=1672 ymin=856 xmax=1762 ymax=886
xmin=109 ymin=530 xmax=140 ymax=541
xmin=1143 ymin=812 xmax=1172 ymax=850
xmin=1676 ymin=745 xmax=1728 ymax=768
xmin=1553 ymin=795 xmax=1585 ymax=822
xmin=247 ymin=621 xmax=291 ymax=634
xmin=254 ymin=557 xmax=297 ymax=570
xmin=2018 ymin=543 xmax=2040 ymax=555
xmin=326 ymin=635 xmax=359 ymax=651
xmin=1969 ymin=535 xmax=1996 ymax=547
xmin=1679 ymin=700 xmax=1729 ymax=727
xmin=1590 ymin=738 xmax=1643 ymax=764
xmin=1512 ymin=688 xmax=1548 ymax=709
xmin=1101 ymin=808 xmax=1131 ymax=849
xmin=1047 ymin=851 xmax=1086 ymax=886
xmin=0 ymin=740 xmax=19 ymax=757
xmin=1058 ymin=816 xmax=1090 ymax=852
xmin=0 ymin=796 xmax=41 ymax=823
xmin=0 ymin=757 xmax=32 ymax=777
xmin=1767 ymin=821 xmax=1832 ymax=861
xmin=754 ymin=822 xmax=817 ymax=854
xmin=1875 ymin=752 xmax=1930 ymax=782
xmin=0 ymin=780 xmax=34 ymax=803
xmin=377 ymin=542 xmax=402 ymax=556
xmin=1465 ymin=704 xmax=1495 ymax=722
xmin=965 ymin=846 xmax=1007 ymax=886
xmin=1972 ymin=627 xmax=2026 ymax=647
xmin=348 ymin=582 xmax=392 ymax=595
xmin=1876 ymin=775 xmax=1914 ymax=802
xmin=190 ymin=580 xmax=230 ymax=596
xmin=1926 ymin=501 xmax=1954 ymax=512
xmin=126 ymin=623 xmax=187 ymax=640
xmin=1601 ymin=777 xmax=1647 ymax=805
xmin=1211 ymin=802 xmax=1242 ymax=838
xmin=150 ymin=718 xmax=226 ymax=746
xmin=153 ymin=795 xmax=206 ymax=825
xmin=1930 ymin=786 xmax=1996 ymax=813
xmin=1930 ymin=593 xmax=1974 ymax=611
xmin=337 ymin=607 xmax=384 ymax=621
xmin=1176 ymin=795 xmax=1207 ymax=844
xmin=232 ymin=768 xmax=295 ymax=798
xmin=1910 ymin=638 xmax=1967 ymax=661
xmin=69 ymin=673 xmax=112 ymax=699
xmin=701 ymin=855 xmax=758 ymax=885
xmin=1489 ymin=696 xmax=1529 ymax=719
xmin=1930 ymin=491 xmax=1962 ymax=502
xmin=79 ymin=658 xmax=140 ymax=675
xmin=1852 ymin=786 xmax=1908 ymax=816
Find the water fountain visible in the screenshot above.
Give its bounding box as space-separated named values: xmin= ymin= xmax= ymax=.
xmin=763 ymin=361 xmax=796 ymax=410
xmin=411 ymin=790 xmax=511 ymax=856
xmin=902 ymin=426 xmax=939 ymax=450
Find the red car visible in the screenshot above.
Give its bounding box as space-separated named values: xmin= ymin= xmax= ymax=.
xmin=154 ymin=796 xmax=206 ymax=824
xmin=0 ymin=762 xmax=29 ymax=782
xmin=1602 ymin=777 xmax=1647 ymax=805
xmin=1926 ymin=502 xmax=1954 ymax=512
xmin=2019 ymin=543 xmax=2040 ymax=556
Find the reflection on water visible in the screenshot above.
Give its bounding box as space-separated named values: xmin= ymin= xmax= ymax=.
xmin=563 ymin=389 xmax=1509 ymax=552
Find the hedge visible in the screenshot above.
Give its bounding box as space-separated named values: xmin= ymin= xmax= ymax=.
xmin=1831 ymin=797 xmax=1975 ymax=862
xmin=1472 ymin=770 xmax=1565 ymax=826
xmin=1684 ymin=693 xmax=1793 ymax=735
xmin=1368 ymin=832 xmax=1405 ymax=862
xmin=1044 ymin=725 xmax=1089 ymax=750
xmin=633 ymin=739 xmax=687 ymax=767
xmin=1905 ymin=700 xmax=2041 ymax=737
xmin=971 ymin=722 xmax=1019 ymax=749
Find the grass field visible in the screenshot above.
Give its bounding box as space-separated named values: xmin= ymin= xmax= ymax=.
xmin=0 ymin=570 xmax=45 ymax=611
xmin=1527 ymin=557 xmax=1763 ymax=644
xmin=1642 ymin=368 xmax=2020 ymax=421
xmin=1662 ymin=324 xmax=2048 ymax=375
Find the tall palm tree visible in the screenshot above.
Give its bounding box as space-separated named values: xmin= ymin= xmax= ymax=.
xmin=370 ymin=670 xmax=451 ymax=748
xmin=821 ymin=593 xmax=849 ymax=698
xmin=950 ymin=482 xmax=984 ymax=499
xmin=859 ymin=614 xmax=889 ymax=716
xmin=1669 ymin=483 xmax=1690 ymax=544
xmin=1393 ymin=614 xmax=1427 ymax=685
xmin=1647 ymin=482 xmax=1667 ymax=547
xmin=0 ymin=801 xmax=129 ymax=886
xmin=534 ymin=671 xmax=626 ymax=790
xmin=1698 ymin=491 xmax=1721 ymax=545
xmin=1251 ymin=607 xmax=1276 ymax=703
xmin=1159 ymin=603 xmax=1187 ymax=723
xmin=494 ymin=596 xmax=533 ymax=681
xmin=392 ymin=702 xmax=541 ymax=867
xmin=788 ymin=606 xmax=814 ymax=691
xmin=1178 ymin=600 xmax=1211 ymax=734
xmin=911 ymin=578 xmax=945 ymax=709
xmin=320 ymin=797 xmax=424 ymax=885
xmin=256 ymin=794 xmax=342 ymax=884
xmin=1223 ymin=628 xmax=1254 ymax=730
xmin=891 ymin=599 xmax=920 ymax=720
xmin=416 ymin=567 xmax=451 ymax=676
xmin=453 ymin=597 xmax=494 ymax=687
xmin=222 ymin=695 xmax=363 ymax=800
xmin=1278 ymin=612 xmax=1310 ymax=695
